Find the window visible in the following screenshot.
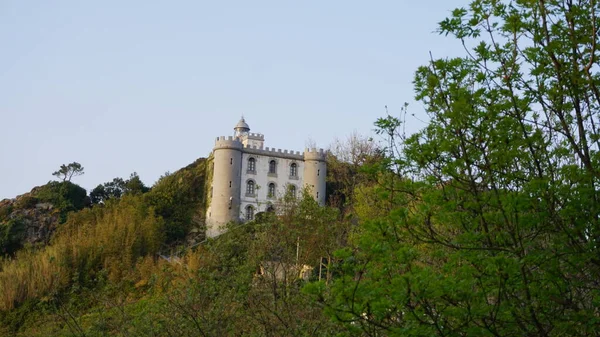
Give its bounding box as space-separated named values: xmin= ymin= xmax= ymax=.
xmin=288 ymin=185 xmax=297 ymax=198
xmin=245 ymin=205 xmax=254 ymax=220
xmin=269 ymin=160 xmax=277 ymax=174
xmin=290 ymin=163 xmax=298 ymax=177
xmin=268 ymin=183 xmax=276 ymax=198
xmin=266 ymin=204 xmax=275 ymax=212
xmin=248 ymin=157 xmax=256 ymax=172
xmin=246 ymin=180 xmax=255 ymax=195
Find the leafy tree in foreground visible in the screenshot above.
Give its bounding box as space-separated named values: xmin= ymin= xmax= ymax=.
xmin=316 ymin=0 xmax=600 ymax=336
xmin=52 ymin=162 xmax=84 ymax=182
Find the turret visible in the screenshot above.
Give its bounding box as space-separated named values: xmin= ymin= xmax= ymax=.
xmin=207 ymin=136 xmax=243 ymax=237
xmin=303 ymin=148 xmax=327 ymax=205
xmin=234 ymin=117 xmax=250 ymax=138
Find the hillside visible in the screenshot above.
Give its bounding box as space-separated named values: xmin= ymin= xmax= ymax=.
xmin=0 ymin=154 xmax=347 ymax=336
xmin=3 ymin=2 xmax=600 ymax=336
xmin=0 ymin=181 xmax=88 ymax=256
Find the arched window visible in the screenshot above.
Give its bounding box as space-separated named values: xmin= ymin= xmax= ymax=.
xmin=246 ymin=180 xmax=255 ymax=196
xmin=288 ymin=185 xmax=297 ymax=198
xmin=290 ymin=163 xmax=298 ymax=177
xmin=248 ymin=157 xmax=256 ymax=172
xmin=268 ymin=183 xmax=276 ymax=198
xmin=269 ymin=160 xmax=277 ymax=174
xmin=245 ymin=205 xmax=254 ymax=220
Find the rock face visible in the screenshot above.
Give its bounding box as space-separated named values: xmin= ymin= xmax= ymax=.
xmin=0 ymin=183 xmax=85 ymax=254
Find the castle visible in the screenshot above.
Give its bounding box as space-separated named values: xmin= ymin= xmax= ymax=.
xmin=205 ymin=118 xmax=327 ymax=237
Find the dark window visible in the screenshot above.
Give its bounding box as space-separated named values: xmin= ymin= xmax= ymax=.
xmin=317 ymin=169 xmax=320 ymax=176
xmin=248 ymin=157 xmax=256 ymax=172
xmin=289 ymin=185 xmax=297 ymax=198
xmin=290 ymin=163 xmax=298 ymax=177
xmin=245 ymin=205 xmax=254 ymax=220
xmin=230 ymin=158 xmax=233 ymax=165
xmin=269 ymin=160 xmax=277 ymax=174
xmin=268 ymin=183 xmax=276 ymax=198
xmin=246 ymin=180 xmax=255 ymax=195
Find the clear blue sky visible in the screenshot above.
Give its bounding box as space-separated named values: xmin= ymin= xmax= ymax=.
xmin=0 ymin=0 xmax=467 ymax=199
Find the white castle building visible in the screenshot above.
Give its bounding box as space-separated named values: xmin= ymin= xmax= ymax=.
xmin=205 ymin=118 xmax=327 ymax=237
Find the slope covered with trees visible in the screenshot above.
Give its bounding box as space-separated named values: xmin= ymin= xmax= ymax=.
xmin=2 ymin=0 xmax=600 ymax=335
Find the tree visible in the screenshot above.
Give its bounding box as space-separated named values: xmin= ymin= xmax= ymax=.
xmin=52 ymin=162 xmax=84 ymax=182
xmin=318 ymin=1 xmax=600 ymax=336
xmin=327 ymin=131 xmax=384 ymax=216
xmin=124 ymin=172 xmax=149 ymax=195
xmin=90 ymin=173 xmax=150 ymax=205
xmin=90 ymin=178 xmax=125 ymax=204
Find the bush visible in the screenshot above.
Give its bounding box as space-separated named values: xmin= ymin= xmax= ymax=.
xmin=0 ymin=217 xmax=26 ymax=256
xmin=34 ymin=181 xmax=88 ymax=222
xmin=145 ymin=158 xmax=208 ymax=243
xmin=0 ymin=205 xmax=12 ymax=221
xmin=0 ymin=195 xmax=164 ymax=311
xmin=15 ymin=195 xmax=39 ymax=209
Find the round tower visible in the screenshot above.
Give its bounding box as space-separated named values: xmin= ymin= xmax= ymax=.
xmin=208 ymin=136 xmax=243 ymax=237
xmin=303 ymin=148 xmax=327 ymax=205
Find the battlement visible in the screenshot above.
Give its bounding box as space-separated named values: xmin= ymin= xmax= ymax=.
xmin=240 ymin=144 xmax=304 ymax=160
xmin=264 ymin=146 xmax=302 ymax=156
xmin=214 ymin=136 xmax=243 ymax=150
xmin=247 ymin=132 xmax=264 ymax=140
xmin=303 ymin=148 xmax=327 ymax=161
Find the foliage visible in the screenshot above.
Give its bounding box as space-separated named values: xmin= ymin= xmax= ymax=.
xmin=318 ymin=0 xmax=600 ymax=336
xmin=90 ymin=172 xmax=150 ymax=204
xmin=34 ymin=181 xmax=88 ymax=223
xmin=327 ymin=132 xmax=384 ymax=217
xmin=0 ymin=195 xmax=164 ymax=312
xmin=52 ymin=162 xmax=84 ymax=182
xmin=145 ymin=158 xmax=209 ymax=243
xmin=0 ymin=190 xmax=341 ymax=336
xmin=14 ymin=196 xmax=39 ymax=209
xmin=0 ymin=217 xmax=26 ymax=256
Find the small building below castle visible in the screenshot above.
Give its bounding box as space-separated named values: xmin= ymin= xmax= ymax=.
xmin=205 ymin=118 xmax=327 ymax=237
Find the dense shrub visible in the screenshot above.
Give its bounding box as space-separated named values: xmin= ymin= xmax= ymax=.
xmin=14 ymin=196 xmax=38 ymax=209
xmin=0 ymin=217 xmax=26 ymax=255
xmin=34 ymin=181 xmax=88 ymax=222
xmin=145 ymin=158 xmax=208 ymax=243
xmin=0 ymin=195 xmax=164 ymax=311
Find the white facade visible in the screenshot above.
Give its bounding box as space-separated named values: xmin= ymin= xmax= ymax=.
xmin=205 ymin=118 xmax=326 ymax=237
xmin=240 ymin=152 xmax=305 ymax=218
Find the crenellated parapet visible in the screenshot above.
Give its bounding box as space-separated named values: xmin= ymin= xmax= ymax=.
xmin=214 ymin=136 xmax=243 ymax=150
xmin=247 ymin=132 xmax=265 ymax=140
xmin=242 ymin=144 xmax=304 ymax=160
xmin=303 ymin=148 xmax=327 ymax=161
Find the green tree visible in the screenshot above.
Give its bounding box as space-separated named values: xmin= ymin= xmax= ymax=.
xmin=124 ymin=172 xmax=150 ymax=195
xmin=90 ymin=173 xmax=149 ymax=204
xmin=318 ymin=1 xmax=600 ymax=336
xmin=52 ymin=162 xmax=84 ymax=182
xmin=90 ymin=178 xmax=125 ymax=204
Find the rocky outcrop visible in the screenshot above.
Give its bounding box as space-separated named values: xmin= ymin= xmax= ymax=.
xmin=0 ymin=187 xmax=63 ymax=254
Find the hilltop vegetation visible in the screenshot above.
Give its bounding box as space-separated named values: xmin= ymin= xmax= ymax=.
xmin=3 ymin=0 xmax=600 ymax=335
